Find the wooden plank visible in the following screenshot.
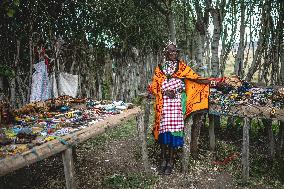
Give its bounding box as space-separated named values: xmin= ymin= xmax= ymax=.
xmin=136 ymin=111 xmax=150 ymax=173
xmin=182 ymin=116 xmax=192 ymax=173
xmin=0 ymin=107 xmax=141 ymax=176
xmin=62 ymin=148 xmax=75 ymax=189
xmin=242 ymin=117 xmax=250 ymax=182
xmin=208 ymin=114 xmax=215 ymax=151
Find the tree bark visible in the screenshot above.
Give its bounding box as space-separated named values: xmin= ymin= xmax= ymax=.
xmin=279 ymin=0 xmax=284 ymax=85
xmin=192 ymin=1 xmax=210 ymax=77
xmin=234 ymin=0 xmax=246 ymax=78
xmin=219 ymin=2 xmax=237 ymax=77
xmin=166 ymin=10 xmax=176 ymax=44
xmin=27 ymin=30 xmax=34 ymax=104
xmin=210 ymin=8 xmax=221 ymax=77
xmin=246 ymin=2 xmax=268 ymax=82
xmin=191 ymin=113 xmax=203 ymax=157
xmin=194 ymin=32 xmax=205 ymax=76
xmin=280 ymin=41 xmax=284 ymax=85
xmin=10 ymin=40 xmax=20 ymax=108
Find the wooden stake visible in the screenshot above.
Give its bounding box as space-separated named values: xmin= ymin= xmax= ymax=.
xmin=137 ymin=111 xmax=150 ymax=173
xmin=62 ymin=148 xmax=75 ymax=189
xmin=191 ymin=113 xmax=202 ymax=157
xmin=278 ymin=121 xmax=284 ymax=156
xmin=242 ymin=117 xmax=250 ymax=182
xmin=209 ymin=114 xmax=216 ymax=151
xmin=143 ymin=100 xmax=151 ymax=136
xmin=262 ymin=119 xmax=275 ymax=159
xmin=183 ymin=116 xmax=192 ymax=173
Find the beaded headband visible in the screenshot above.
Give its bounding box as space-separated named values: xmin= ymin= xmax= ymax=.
xmin=163 ymin=40 xmax=178 ymax=53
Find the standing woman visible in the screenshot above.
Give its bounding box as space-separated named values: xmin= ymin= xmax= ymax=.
xmin=148 ymin=41 xmax=233 ymax=175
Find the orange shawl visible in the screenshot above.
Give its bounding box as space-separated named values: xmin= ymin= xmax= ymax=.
xmin=149 ymin=60 xmax=209 ymax=140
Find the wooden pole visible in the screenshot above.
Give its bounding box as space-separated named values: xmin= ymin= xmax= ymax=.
xmin=209 ymin=114 xmax=216 ymax=151
xmin=137 ymin=111 xmax=150 ymax=173
xmin=62 ymin=148 xmax=75 ymax=189
xmin=242 ymin=117 xmax=250 ymax=182
xmin=191 ymin=113 xmax=202 ymax=157
xmin=143 ymin=100 xmax=151 ymax=135
xmin=182 ymin=115 xmax=192 ymax=173
xmin=278 ymin=121 xmax=284 ymax=156
xmin=262 ymin=119 xmax=275 ymax=159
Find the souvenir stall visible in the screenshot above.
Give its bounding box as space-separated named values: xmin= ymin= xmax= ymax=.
xmin=207 ymin=81 xmax=284 ymax=182
xmin=0 ymin=96 xmax=140 ymax=189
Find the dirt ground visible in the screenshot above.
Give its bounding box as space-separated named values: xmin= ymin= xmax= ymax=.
xmin=0 ymin=117 xmax=282 ymax=189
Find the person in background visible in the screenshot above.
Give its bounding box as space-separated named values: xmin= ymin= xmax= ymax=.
xmin=148 ymin=41 xmax=239 ymax=175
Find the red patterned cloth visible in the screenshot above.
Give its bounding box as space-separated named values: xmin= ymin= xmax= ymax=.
xmin=160 ymin=61 xmax=185 ymax=133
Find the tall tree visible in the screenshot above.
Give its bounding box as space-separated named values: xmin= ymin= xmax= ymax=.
xmin=234 ymin=0 xmax=246 ymax=78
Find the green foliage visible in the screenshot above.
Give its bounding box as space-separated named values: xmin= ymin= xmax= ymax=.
xmin=1 ymin=0 xmax=20 ymax=17
xmin=247 ymin=154 xmax=284 ymax=188
xmin=0 ymin=65 xmax=15 ymax=78
xmin=102 ymin=173 xmax=157 ymax=189
xmin=85 ymin=118 xmax=136 ymax=146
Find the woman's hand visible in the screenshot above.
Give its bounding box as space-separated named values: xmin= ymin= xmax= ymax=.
xmin=163 ymin=90 xmax=176 ymax=98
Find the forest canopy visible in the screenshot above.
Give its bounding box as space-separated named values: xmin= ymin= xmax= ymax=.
xmin=0 ymin=0 xmax=283 ymax=107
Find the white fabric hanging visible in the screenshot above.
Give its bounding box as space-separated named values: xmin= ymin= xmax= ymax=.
xmin=49 ymin=72 xmax=78 ymax=98
xmin=30 ymin=61 xmax=50 ymax=102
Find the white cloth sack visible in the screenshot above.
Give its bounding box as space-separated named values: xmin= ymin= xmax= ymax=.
xmin=49 ymin=72 xmax=78 ymax=98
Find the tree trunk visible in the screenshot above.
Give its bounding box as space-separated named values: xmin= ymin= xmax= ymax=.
xmin=191 ymin=113 xmax=203 ymax=157
xmin=210 ymin=8 xmax=221 ymax=77
xmin=219 ymin=2 xmax=237 ymax=77
xmin=27 ymin=30 xmax=34 ymax=104
xmin=246 ymin=2 xmax=268 ymax=82
xmin=10 ymin=40 xmax=20 ymax=108
xmin=166 ymin=10 xmax=176 ymax=44
xmin=280 ymin=40 xmax=284 ymax=85
xmin=195 ymin=33 xmax=205 ymax=76
xmin=234 ymin=0 xmax=246 ymax=78
xmin=10 ymin=79 xmax=16 ymax=108
xmin=279 ymin=0 xmax=284 ymax=85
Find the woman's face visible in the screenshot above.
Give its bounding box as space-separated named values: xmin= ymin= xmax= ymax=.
xmin=165 ymin=44 xmax=177 ymax=61
xmin=166 ymin=51 xmax=177 ymax=61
